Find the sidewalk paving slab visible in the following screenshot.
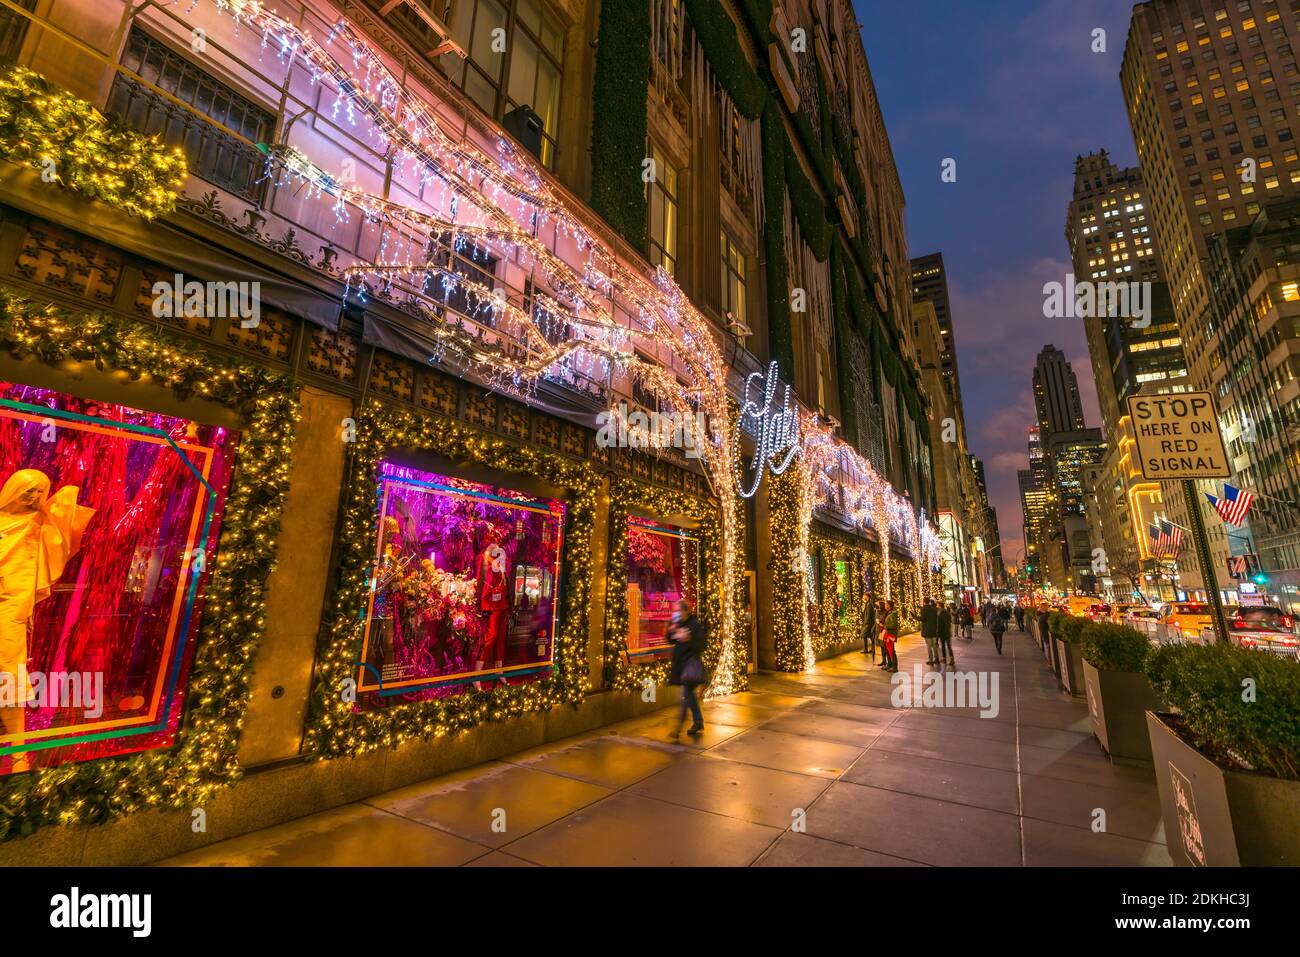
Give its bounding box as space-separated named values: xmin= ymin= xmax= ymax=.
xmin=157 ymin=628 xmax=1172 ymax=867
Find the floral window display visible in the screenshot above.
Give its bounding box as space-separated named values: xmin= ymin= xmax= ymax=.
xmin=624 ymin=515 xmax=699 ymax=659
xmin=0 ymin=385 xmax=239 ymax=777
xmin=357 ymin=461 xmax=565 ymax=702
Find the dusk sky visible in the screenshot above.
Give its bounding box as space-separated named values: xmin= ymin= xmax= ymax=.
xmin=860 ymin=0 xmax=1139 ymax=564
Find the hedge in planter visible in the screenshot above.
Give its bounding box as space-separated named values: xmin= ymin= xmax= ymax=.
xmin=1079 ymin=622 xmax=1163 ymax=764
xmin=1047 ymin=613 xmax=1087 ymax=695
xmin=1144 ymin=642 xmax=1300 ymax=865
xmin=1146 ymin=642 xmax=1298 ymax=779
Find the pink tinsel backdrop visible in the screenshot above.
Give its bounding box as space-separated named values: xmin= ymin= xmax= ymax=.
xmin=0 ymin=385 xmax=238 ymax=775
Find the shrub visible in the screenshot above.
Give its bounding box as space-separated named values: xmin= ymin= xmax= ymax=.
xmin=1145 ymin=642 xmax=1300 ymax=780
xmin=1048 ymin=611 xmax=1085 ymax=643
xmin=1080 ymin=622 xmax=1150 ymax=672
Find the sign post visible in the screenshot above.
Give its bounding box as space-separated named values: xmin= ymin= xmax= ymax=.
xmin=1126 ymin=392 xmax=1232 ymax=644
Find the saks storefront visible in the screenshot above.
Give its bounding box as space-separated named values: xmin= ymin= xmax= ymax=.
xmin=0 ymin=5 xmax=937 ymax=861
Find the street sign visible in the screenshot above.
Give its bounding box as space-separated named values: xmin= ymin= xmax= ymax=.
xmin=1127 ymin=392 xmax=1230 ymax=480
xmin=1124 ymin=393 xmax=1237 ymax=645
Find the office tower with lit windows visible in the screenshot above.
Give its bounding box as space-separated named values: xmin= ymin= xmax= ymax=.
xmin=1121 ymin=0 xmax=1300 ymax=596
xmin=1064 ymin=151 xmax=1186 ymax=597
xmin=1202 ymin=198 xmax=1300 ymax=606
xmin=1064 ymin=150 xmax=1188 ymax=437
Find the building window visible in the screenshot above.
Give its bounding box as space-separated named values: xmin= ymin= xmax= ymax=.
xmin=426 ymin=231 xmax=500 ymax=326
xmin=0 ymin=0 xmax=33 ymax=64
xmin=720 ymin=231 xmax=747 ymax=335
xmin=647 ymin=142 xmax=678 ymax=275
xmin=107 ymin=27 xmax=273 ymax=202
xmin=433 ymin=0 xmax=565 ymax=169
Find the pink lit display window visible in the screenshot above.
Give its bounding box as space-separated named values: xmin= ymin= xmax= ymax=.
xmin=624 ymin=515 xmax=700 ymax=660
xmin=357 ymin=461 xmax=566 ymax=705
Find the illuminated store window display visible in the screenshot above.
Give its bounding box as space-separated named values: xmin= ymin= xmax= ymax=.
xmin=624 ymin=515 xmax=700 ymax=660
xmin=0 ymin=385 xmax=238 ymax=777
xmin=357 ymin=461 xmax=566 ymax=702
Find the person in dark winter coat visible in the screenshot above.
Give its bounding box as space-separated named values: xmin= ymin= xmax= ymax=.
xmin=961 ymin=603 xmax=974 ymax=640
xmin=989 ymin=603 xmax=1007 ymax=654
xmin=668 ymin=598 xmax=707 ymax=738
xmin=936 ymin=603 xmax=954 ymax=666
xmin=920 ymin=598 xmax=939 ymax=666
xmin=861 ymin=600 xmax=878 ymax=658
xmin=1014 ymin=604 xmax=1026 ymax=631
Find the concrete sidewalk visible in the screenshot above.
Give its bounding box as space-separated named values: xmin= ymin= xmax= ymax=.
xmin=162 ymin=627 xmax=1171 ymax=866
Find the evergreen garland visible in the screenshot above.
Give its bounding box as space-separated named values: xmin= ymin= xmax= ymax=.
xmin=588 ymin=0 xmax=651 ymax=249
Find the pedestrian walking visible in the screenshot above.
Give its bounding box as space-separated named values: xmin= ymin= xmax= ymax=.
xmin=989 ymin=602 xmax=1007 ymax=655
xmin=861 ymin=599 xmax=878 ymax=658
xmin=936 ymin=601 xmax=954 ymax=666
xmin=1014 ymin=603 xmax=1025 ymax=631
xmin=961 ymin=603 xmax=974 ymax=640
xmin=880 ymin=600 xmax=899 ymax=672
xmin=667 ymin=598 xmax=707 ymax=739
xmin=920 ymin=597 xmax=939 ymax=667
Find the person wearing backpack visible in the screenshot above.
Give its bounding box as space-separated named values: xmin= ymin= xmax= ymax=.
xmin=668 ymin=598 xmax=707 ymax=739
xmin=989 ymin=602 xmax=1007 ymax=655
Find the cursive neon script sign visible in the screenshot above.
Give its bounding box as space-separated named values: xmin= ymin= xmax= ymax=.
xmin=734 ymin=362 xmax=802 ymax=498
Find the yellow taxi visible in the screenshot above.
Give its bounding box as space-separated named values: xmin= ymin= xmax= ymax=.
xmin=1066 ymin=595 xmax=1098 ymax=617
xmin=1159 ymin=602 xmax=1214 ymax=641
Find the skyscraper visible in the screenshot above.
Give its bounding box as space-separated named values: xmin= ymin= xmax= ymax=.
xmin=1063 ymin=151 xmax=1186 ymax=599
xmin=1064 ymin=150 xmax=1188 ymax=438
xmin=911 ymin=253 xmax=966 ymax=416
xmin=1032 ymin=345 xmax=1086 ymax=438
xmin=1120 ymin=0 xmax=1300 ymax=597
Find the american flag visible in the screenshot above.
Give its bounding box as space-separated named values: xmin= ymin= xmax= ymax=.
xmin=1148 ymin=520 xmax=1184 ymax=558
xmin=1205 ymin=484 xmax=1255 ymax=527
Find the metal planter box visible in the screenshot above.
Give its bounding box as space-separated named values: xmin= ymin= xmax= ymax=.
xmin=1082 ymin=660 xmax=1164 ymax=765
xmin=1057 ymin=639 xmax=1086 ymax=697
xmin=1146 ymin=711 xmax=1300 ymax=866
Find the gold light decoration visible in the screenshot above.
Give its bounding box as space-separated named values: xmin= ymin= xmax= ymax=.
xmin=0 ymin=67 xmax=186 ymax=219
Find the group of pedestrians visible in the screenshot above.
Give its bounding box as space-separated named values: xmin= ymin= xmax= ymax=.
xmin=863 ymin=594 xmax=1029 ymax=667
xmin=920 ymin=598 xmax=957 ymax=667
xmin=860 ymin=598 xmax=900 ymax=672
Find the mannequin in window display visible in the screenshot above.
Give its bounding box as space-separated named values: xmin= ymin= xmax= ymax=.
xmin=0 ymin=469 xmax=94 ymax=773
xmin=474 ymin=532 xmax=511 ymax=686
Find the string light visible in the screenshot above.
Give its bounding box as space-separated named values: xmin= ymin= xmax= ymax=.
xmin=0 ymin=67 xmax=186 ymax=219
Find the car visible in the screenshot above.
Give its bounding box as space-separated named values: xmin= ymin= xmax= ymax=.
xmin=1124 ymin=606 xmax=1161 ymax=625
xmin=1159 ymin=602 xmax=1214 ymax=642
xmin=1110 ymin=602 xmax=1148 ymax=625
xmin=1085 ymin=601 xmax=1111 ymax=622
xmin=1223 ymin=605 xmax=1300 ymax=658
